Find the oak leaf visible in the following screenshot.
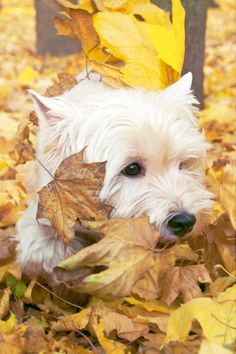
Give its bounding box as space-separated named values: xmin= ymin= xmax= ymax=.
xmin=37 ymin=151 xmax=111 ymax=243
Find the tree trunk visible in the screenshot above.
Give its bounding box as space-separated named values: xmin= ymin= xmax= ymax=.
xmin=152 ymin=0 xmax=208 ymax=108
xmin=34 ymin=0 xmax=81 ymax=56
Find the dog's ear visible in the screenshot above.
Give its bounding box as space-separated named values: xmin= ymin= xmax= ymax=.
xmin=28 ymin=90 xmax=61 ymax=125
xmin=169 ymin=72 xmax=193 ymax=93
xmin=163 ymin=72 xmax=198 ymax=105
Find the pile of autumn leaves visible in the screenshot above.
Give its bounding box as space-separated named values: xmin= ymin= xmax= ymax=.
xmin=0 ymin=0 xmax=235 ymax=353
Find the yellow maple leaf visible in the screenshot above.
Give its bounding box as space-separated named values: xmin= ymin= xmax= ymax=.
xmin=144 ymin=0 xmax=185 ymax=73
xmin=167 ymin=284 xmax=236 ymax=349
xmin=93 ymin=11 xmax=171 ymax=89
xmin=55 ymin=0 xmax=185 ymax=89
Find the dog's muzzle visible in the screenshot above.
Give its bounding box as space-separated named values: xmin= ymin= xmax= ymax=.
xmin=166 ymin=212 xmax=196 ymax=237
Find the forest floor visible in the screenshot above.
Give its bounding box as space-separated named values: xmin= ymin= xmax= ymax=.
xmin=0 ymin=0 xmax=235 ymax=353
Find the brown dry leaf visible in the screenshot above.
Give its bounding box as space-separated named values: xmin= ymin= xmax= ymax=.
xmin=54 ymin=9 xmax=101 ymax=57
xmin=102 ymin=311 xmax=149 ymax=341
xmin=89 ymin=62 xmax=128 ymax=89
xmin=132 ymin=243 xmax=200 ymax=301
xmin=22 ymin=324 xmax=48 ymax=353
xmin=44 ymin=72 xmax=77 ymax=97
xmin=174 ymin=243 xmax=199 ymax=262
xmin=58 ymin=216 xmax=159 ymax=299
xmin=9 ymin=119 xmax=35 ymax=165
xmin=0 ymin=231 xmax=16 ymax=265
xmin=88 ymin=298 xmax=144 ymax=351
xmin=132 ymin=248 xmax=175 ymax=301
xmin=0 ymin=288 xmax=11 ymax=320
xmin=204 ymin=213 xmax=236 ymax=275
xmin=0 ymin=203 xmax=25 ymax=228
xmin=160 ymin=264 xmax=212 ymax=305
xmin=37 ymin=151 xmax=111 ymax=243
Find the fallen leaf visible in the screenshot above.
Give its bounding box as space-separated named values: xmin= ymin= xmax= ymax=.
xmin=52 ymin=307 xmax=91 ymax=332
xmin=54 ymin=9 xmax=102 ymax=59
xmin=0 ymin=313 xmax=17 ymax=334
xmin=204 ymin=213 xmax=236 ymax=275
xmin=93 ymin=11 xmax=171 ymax=89
xmin=131 ymin=248 xmax=175 ymax=301
xmin=167 ymin=285 xmax=236 ymax=348
xmin=91 ymin=317 xmax=128 ymax=354
xmin=58 ymin=216 xmax=159 ymax=299
xmin=123 ymin=297 xmax=171 ymax=314
xmin=0 ymin=288 xmax=11 ymax=320
xmin=160 ymin=264 xmax=212 ymax=305
xmin=44 ymin=72 xmax=77 ymax=97
xmin=0 ymin=231 xmax=16 ymax=263
xmin=0 ymin=316 xmax=27 ymax=354
xmin=145 ymin=0 xmax=185 ymax=73
xmin=37 ymin=151 xmax=111 ymax=243
xmin=103 ymin=311 xmax=149 ymax=341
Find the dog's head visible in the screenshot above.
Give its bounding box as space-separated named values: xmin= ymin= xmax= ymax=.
xmin=30 ymin=72 xmax=214 ymax=243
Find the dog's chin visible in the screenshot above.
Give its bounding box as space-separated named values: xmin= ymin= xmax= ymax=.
xmin=158 ymin=231 xmax=179 ymax=246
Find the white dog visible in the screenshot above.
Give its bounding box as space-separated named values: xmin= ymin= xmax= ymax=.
xmin=16 ymin=72 xmax=213 ymax=276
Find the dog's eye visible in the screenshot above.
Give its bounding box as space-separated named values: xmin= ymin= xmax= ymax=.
xmin=122 ymin=163 xmax=142 ymax=177
xmin=179 ymin=159 xmax=196 ymax=170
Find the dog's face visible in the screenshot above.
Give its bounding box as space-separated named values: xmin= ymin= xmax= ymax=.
xmin=30 ymin=72 xmax=213 ymax=243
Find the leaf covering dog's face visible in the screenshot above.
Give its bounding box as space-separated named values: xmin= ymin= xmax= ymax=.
xmin=30 ymin=72 xmax=213 ymax=243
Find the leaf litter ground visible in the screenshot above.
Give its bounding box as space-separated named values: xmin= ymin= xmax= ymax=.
xmin=0 ymin=0 xmax=235 ymax=353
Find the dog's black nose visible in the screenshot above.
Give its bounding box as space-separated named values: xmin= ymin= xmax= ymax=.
xmin=167 ymin=212 xmax=196 ymax=237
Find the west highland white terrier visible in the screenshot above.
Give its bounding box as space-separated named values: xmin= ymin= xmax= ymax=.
xmin=16 ymin=72 xmax=213 ymax=276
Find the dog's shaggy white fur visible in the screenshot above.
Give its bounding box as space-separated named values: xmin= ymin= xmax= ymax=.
xmin=16 ymin=72 xmax=213 ymax=275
